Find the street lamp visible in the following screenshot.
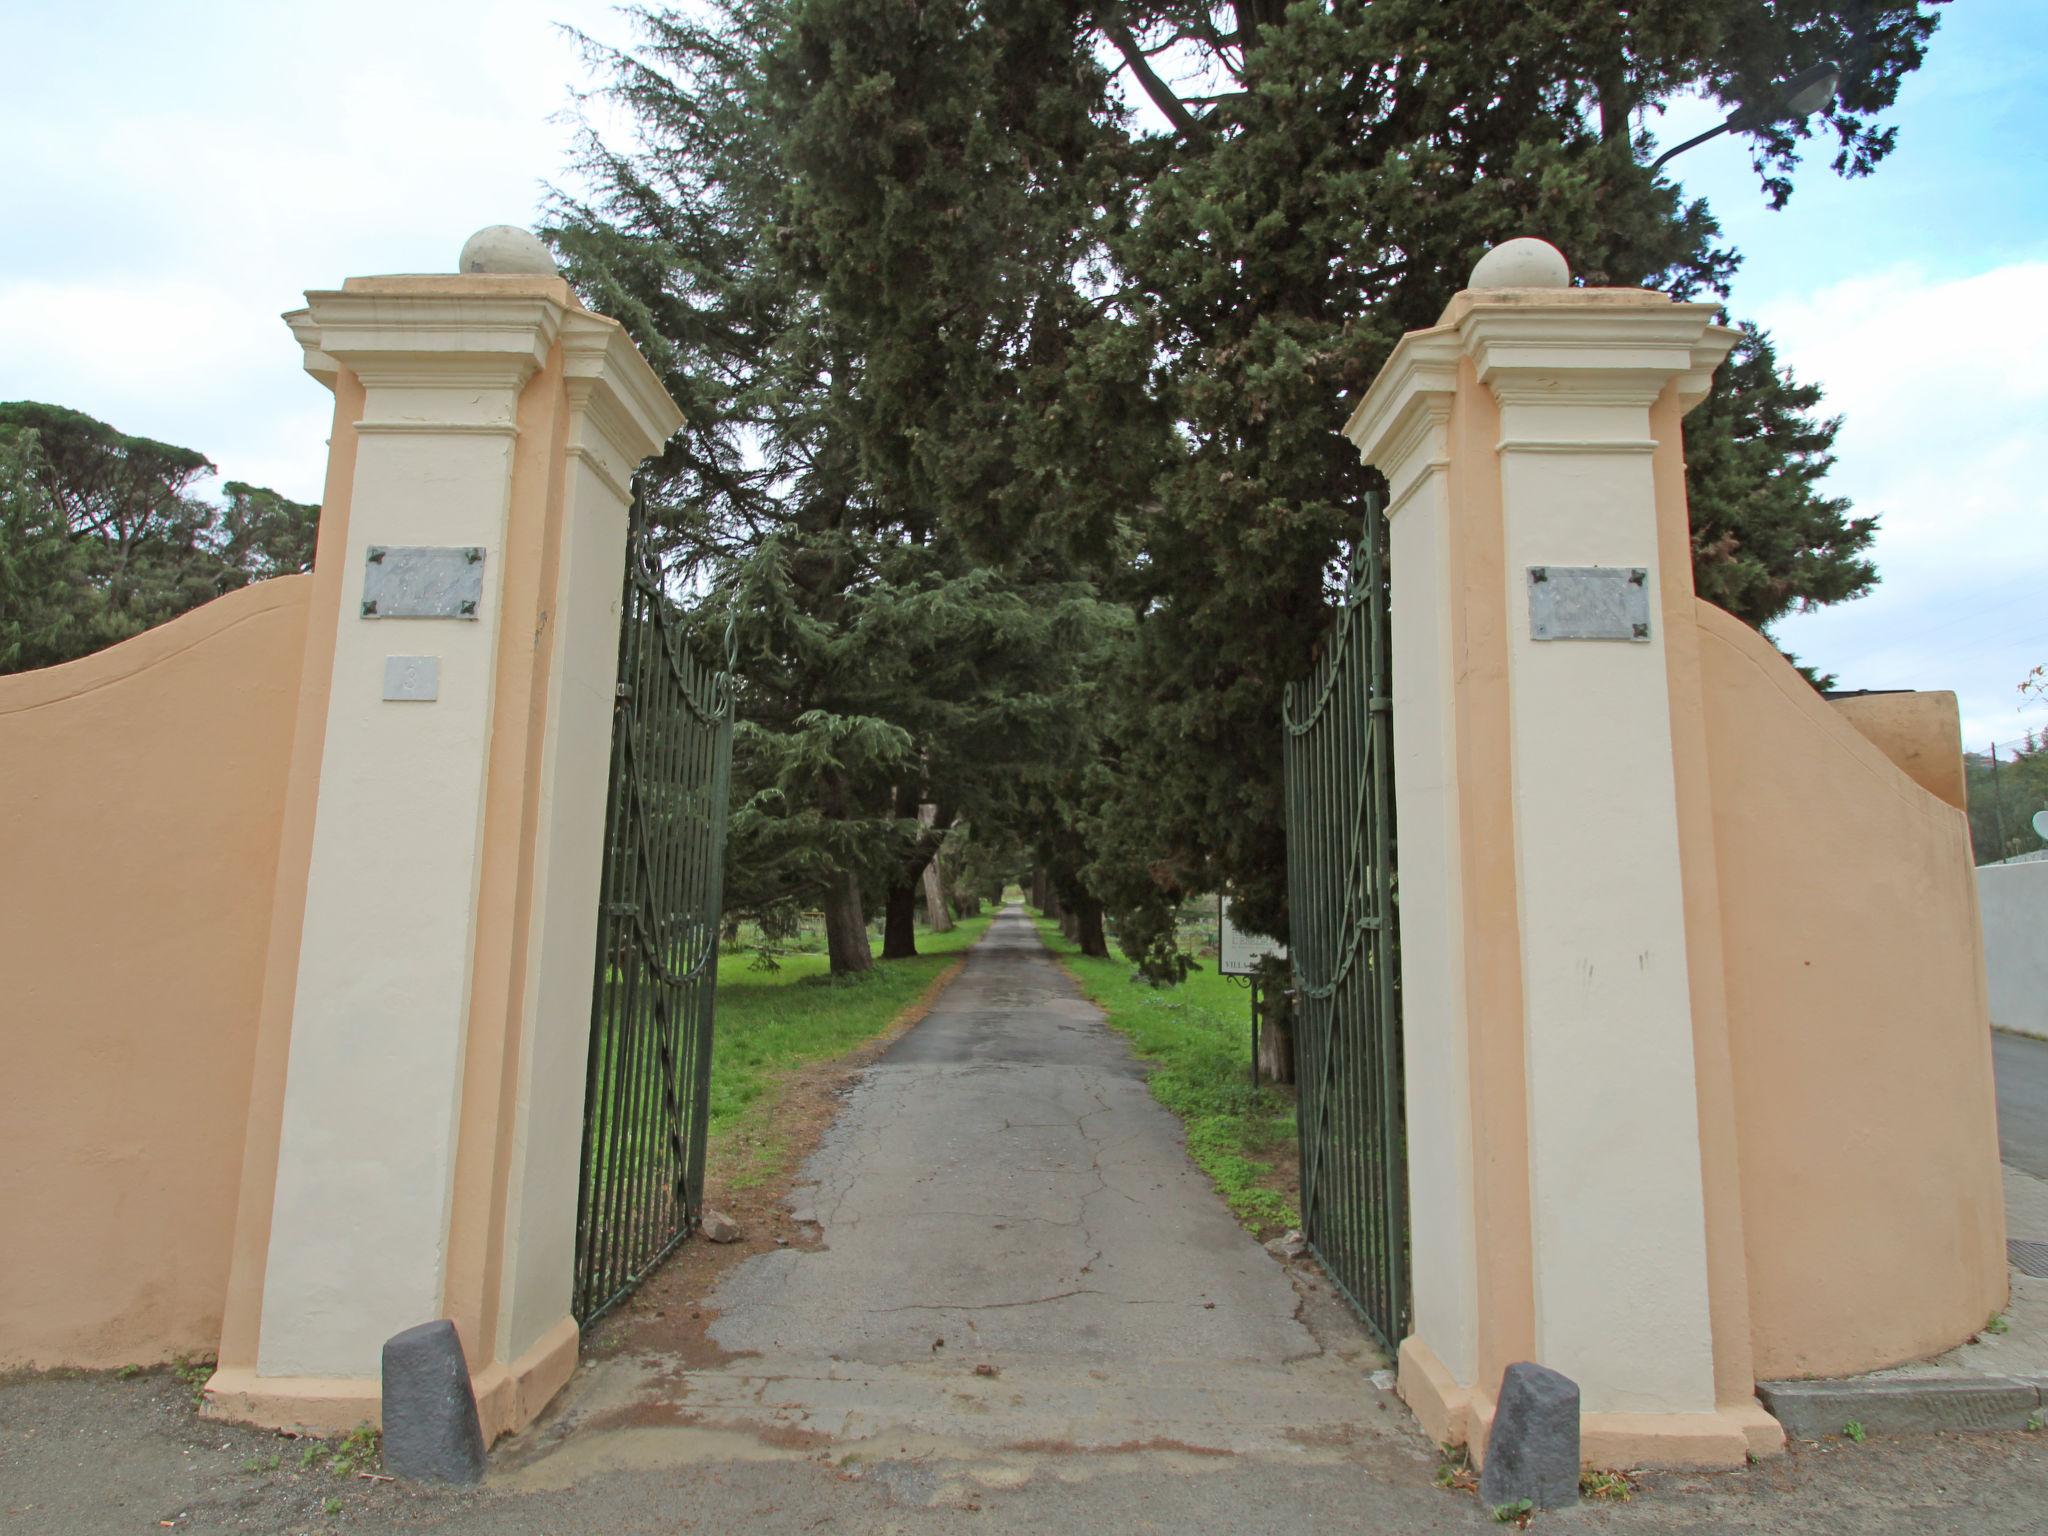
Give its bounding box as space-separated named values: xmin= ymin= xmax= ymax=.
xmin=1649 ymin=60 xmax=1841 ymax=171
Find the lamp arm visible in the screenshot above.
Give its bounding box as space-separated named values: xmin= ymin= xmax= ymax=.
xmin=1649 ymin=118 xmax=1734 ymax=172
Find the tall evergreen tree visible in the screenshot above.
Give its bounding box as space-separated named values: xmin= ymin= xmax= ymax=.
xmin=553 ymin=0 xmax=1942 ymax=983
xmin=0 ymin=403 xmax=319 ymax=674
xmin=766 ymin=0 xmax=1157 ymax=959
xmin=1684 ymin=325 xmax=1874 ymax=630
xmin=0 ymin=426 xmax=100 ymax=672
xmin=551 ymin=0 xmax=1135 ymax=973
xmin=1069 ymin=0 xmax=1940 ymax=943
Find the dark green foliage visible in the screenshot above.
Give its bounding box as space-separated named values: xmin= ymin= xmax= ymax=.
xmin=770 ymin=0 xmax=1154 ymax=569
xmin=937 ymin=820 xmax=1025 ymax=914
xmin=1967 ymin=737 xmax=2048 ymax=866
xmin=0 ymin=402 xmax=319 ymax=674
xmin=218 ymin=480 xmax=322 ymax=587
xmin=554 ymin=0 xmax=1938 ymax=975
xmin=0 ymin=400 xmax=220 ymax=650
xmin=1685 ymin=326 xmax=1874 ymax=630
xmin=0 ymin=428 xmax=100 ymax=672
xmin=1079 ymin=0 xmax=1937 ymax=944
xmin=551 ymin=0 xmax=1135 ymax=971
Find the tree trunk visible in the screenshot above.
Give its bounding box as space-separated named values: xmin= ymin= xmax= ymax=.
xmin=1029 ymin=868 xmax=1048 ymax=910
xmin=1045 ymin=885 xmax=1063 ymax=920
xmin=922 ymin=861 xmax=954 ymax=931
xmin=822 ymin=870 xmax=872 ymax=976
xmin=1059 ymin=908 xmax=1079 ymax=943
xmin=1257 ymin=984 xmax=1296 ymax=1084
xmin=918 ymin=804 xmax=953 ymax=932
xmin=882 ymin=882 xmax=919 ymax=959
xmin=1075 ymin=898 xmax=1108 ymax=958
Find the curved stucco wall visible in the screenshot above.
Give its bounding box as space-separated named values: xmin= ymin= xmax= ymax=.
xmin=0 ymin=577 xmax=310 ymax=1368
xmin=1827 ymin=692 xmax=1969 ymax=811
xmin=1697 ymin=602 xmax=2005 ymax=1379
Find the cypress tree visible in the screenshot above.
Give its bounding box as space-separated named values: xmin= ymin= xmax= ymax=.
xmin=551 ymin=0 xmax=1136 ymax=972
xmin=553 ymin=0 xmax=1942 ymax=977
xmin=1077 ymin=1 xmax=1939 ymax=943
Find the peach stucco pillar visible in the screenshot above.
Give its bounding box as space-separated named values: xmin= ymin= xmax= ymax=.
xmin=206 ymin=258 xmax=682 ymax=1442
xmin=1343 ymin=240 xmax=1781 ymax=1468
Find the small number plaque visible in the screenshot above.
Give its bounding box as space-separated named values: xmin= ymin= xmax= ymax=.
xmin=361 ymin=545 xmax=485 ymax=620
xmin=382 ymin=655 xmax=440 ymax=702
xmin=1528 ymin=565 xmax=1651 ymax=643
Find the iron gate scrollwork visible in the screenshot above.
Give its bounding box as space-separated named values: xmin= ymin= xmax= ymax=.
xmin=573 ymin=481 xmax=736 ymax=1325
xmin=1281 ymin=492 xmax=1407 ymax=1352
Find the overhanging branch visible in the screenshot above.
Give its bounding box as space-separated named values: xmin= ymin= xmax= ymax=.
xmin=1104 ymin=15 xmax=1205 ymax=137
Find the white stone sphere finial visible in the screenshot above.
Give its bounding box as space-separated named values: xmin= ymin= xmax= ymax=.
xmin=1468 ymin=238 xmax=1570 ymax=291
xmin=458 ymin=224 xmax=559 ymax=276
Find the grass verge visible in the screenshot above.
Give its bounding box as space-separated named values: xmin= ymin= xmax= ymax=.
xmin=706 ymin=915 xmax=992 ymax=1186
xmin=1030 ymin=914 xmax=1300 ymax=1238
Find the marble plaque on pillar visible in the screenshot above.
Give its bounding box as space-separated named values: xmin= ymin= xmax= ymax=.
xmin=1527 ymin=565 xmax=1650 ymax=642
xmin=361 ymin=546 xmax=486 ymax=620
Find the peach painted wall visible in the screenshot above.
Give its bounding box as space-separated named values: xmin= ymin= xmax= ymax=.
xmin=1698 ymin=601 xmax=2006 ymax=1379
xmin=0 ymin=577 xmax=310 ymax=1368
xmin=1828 ymin=691 xmax=1968 ymax=811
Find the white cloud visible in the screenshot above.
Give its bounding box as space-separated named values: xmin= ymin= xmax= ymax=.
xmin=0 ymin=275 xmax=333 ymax=499
xmin=7 ymin=3 xmax=2040 ymax=757
xmin=1764 ymin=262 xmax=2048 ymax=749
xmin=0 ymin=0 xmax=636 ymax=502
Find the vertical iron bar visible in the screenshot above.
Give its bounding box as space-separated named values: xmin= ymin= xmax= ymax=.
xmin=574 ymin=479 xmax=738 ymax=1326
xmin=604 ymin=603 xmax=654 ymax=1302
xmin=1277 ymin=498 xmax=1406 ymax=1352
xmin=576 ymin=551 xmax=639 ymax=1315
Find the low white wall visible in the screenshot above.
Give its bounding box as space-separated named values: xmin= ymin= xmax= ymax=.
xmin=1979 ymin=860 xmax=2048 ymax=1040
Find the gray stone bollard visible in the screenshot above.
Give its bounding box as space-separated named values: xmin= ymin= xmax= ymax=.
xmin=380 ymin=1320 xmax=488 ymax=1485
xmin=1478 ymin=1362 xmax=1580 ymax=1511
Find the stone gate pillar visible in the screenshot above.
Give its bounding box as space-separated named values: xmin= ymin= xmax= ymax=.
xmin=206 ymin=229 xmax=682 ymax=1441
xmin=1343 ymin=239 xmax=1782 ymax=1467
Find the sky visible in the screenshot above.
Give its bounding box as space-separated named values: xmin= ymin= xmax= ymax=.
xmin=2 ymin=0 xmax=2043 ymax=749
xmin=1644 ymin=3 xmax=2048 ymax=753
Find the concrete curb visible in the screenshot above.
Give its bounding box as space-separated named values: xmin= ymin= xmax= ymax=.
xmin=1758 ymin=1375 xmax=2048 ymax=1437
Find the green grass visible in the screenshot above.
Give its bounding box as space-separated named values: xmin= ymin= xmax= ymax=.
xmin=1031 ymin=915 xmax=1299 ymax=1236
xmin=705 ymin=916 xmax=993 ymax=1182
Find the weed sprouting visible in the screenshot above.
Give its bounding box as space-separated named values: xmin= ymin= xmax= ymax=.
xmin=1581 ymin=1468 xmax=1636 ymax=1501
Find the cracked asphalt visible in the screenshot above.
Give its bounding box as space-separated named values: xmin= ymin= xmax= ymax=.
xmin=703 ymin=904 xmax=1321 ymax=1368
xmin=503 ymin=903 xmax=1396 ymax=1470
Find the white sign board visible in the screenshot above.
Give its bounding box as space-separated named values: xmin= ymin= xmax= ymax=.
xmin=1219 ymin=896 xmax=1286 ymax=977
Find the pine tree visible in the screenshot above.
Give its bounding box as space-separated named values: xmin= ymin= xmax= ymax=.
xmin=0 ymin=425 xmax=100 ymax=672
xmin=551 ymin=0 xmax=1136 ymax=972
xmin=1684 ymin=325 xmax=1875 ymax=630
xmin=1072 ymin=1 xmax=1941 ymax=943
xmin=0 ymin=403 xmax=320 ymax=674
xmin=551 ymin=0 xmax=1943 ymax=978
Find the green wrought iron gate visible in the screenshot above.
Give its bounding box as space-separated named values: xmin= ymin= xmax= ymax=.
xmin=1281 ymin=494 xmax=1407 ymax=1351
xmin=573 ymin=483 xmax=736 ymax=1325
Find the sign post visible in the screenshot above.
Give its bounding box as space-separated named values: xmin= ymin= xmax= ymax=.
xmin=1219 ymin=895 xmax=1286 ymax=1088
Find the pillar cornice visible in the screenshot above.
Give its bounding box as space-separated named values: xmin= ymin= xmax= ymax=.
xmin=559 ymin=311 xmax=685 ymax=503
xmin=296 ymin=280 xmax=572 ymax=402
xmin=283 ymin=309 xmax=340 ymax=391
xmin=1445 ymin=291 xmax=1736 ymax=417
xmin=1342 ymin=329 xmax=1461 ymax=516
